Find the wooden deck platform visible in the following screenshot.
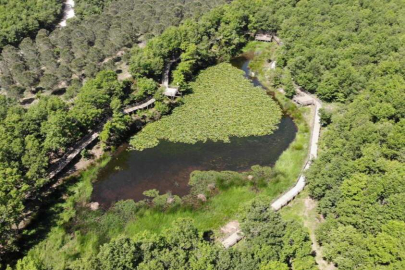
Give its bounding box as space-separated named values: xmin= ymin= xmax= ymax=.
xmin=255 ymin=33 xmax=272 ymax=42
xmin=255 ymin=33 xmax=283 ymax=45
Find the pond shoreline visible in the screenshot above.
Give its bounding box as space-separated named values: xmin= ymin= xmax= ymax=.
xmin=4 ymin=45 xmax=311 ymax=267
xmin=91 ymin=59 xmax=295 ymax=207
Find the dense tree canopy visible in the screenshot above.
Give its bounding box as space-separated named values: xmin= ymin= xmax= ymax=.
xmin=279 ymin=0 xmax=405 ymax=102
xmin=15 ymin=200 xmax=316 ymax=270
xmin=273 ymin=0 xmax=405 ymax=268
xmin=1 ymin=0 xmax=404 ymax=269
xmin=0 ymin=0 xmax=62 ymax=50
xmin=0 ymin=0 xmax=229 ymax=99
xmin=74 ymin=0 xmax=114 ymax=19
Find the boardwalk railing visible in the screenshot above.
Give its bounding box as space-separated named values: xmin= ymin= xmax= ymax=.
xmin=222 ymin=39 xmax=322 ymax=248
xmin=48 ymin=129 xmax=101 ymax=179
xmin=271 ymin=92 xmax=321 ymax=210
xmin=162 ymin=59 xmax=180 ymax=97
xmin=123 ymin=98 xmax=156 ymax=114
xmin=48 ymin=98 xmax=156 ymax=179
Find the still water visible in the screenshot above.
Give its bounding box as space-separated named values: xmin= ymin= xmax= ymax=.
xmin=91 ymin=55 xmax=297 ymax=207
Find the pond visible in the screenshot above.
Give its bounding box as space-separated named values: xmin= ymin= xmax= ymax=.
xmin=91 ymin=55 xmax=297 ymax=208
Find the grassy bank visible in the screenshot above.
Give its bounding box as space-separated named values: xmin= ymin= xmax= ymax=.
xmin=249 ymin=41 xmax=312 ymax=190
xmin=13 ymin=44 xmax=311 ymax=269
xmin=119 ymin=51 xmax=310 ymax=234
xmin=7 ymin=154 xmax=112 ymax=269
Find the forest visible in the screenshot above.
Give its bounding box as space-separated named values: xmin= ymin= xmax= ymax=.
xmin=0 ymin=0 xmax=228 ymax=264
xmin=277 ymin=0 xmax=405 ymax=269
xmin=0 ymin=0 xmax=228 ymax=100
xmin=0 ymin=0 xmax=62 ymax=50
xmin=0 ymin=0 xmax=404 ymax=269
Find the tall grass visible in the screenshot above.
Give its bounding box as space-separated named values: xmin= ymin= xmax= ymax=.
xmin=125 ymin=186 xmax=257 ymax=235
xmin=244 ymin=41 xmax=311 ymax=194
xmin=16 ymin=44 xmax=312 ymax=268
xmin=120 ymin=43 xmax=311 ymax=236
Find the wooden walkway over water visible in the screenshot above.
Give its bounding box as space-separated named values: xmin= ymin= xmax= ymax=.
xmin=48 ymin=98 xmax=156 ymax=179
xmin=49 ymin=56 xmax=180 ymax=180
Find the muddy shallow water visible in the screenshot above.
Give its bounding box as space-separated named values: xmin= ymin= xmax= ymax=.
xmin=91 ymin=55 xmax=297 ymax=207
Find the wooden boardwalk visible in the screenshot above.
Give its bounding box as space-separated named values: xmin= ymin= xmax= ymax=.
xmin=271 ymin=90 xmax=322 ymax=210
xmin=221 ymin=48 xmax=322 ymax=249
xmin=255 ymin=33 xmax=272 ymax=42
xmin=123 ymin=98 xmax=156 ymax=114
xmin=48 ymin=98 xmax=156 ymax=179
xmin=48 ymin=130 xmax=101 ymax=179
xmin=162 ymin=59 xmax=180 ymax=97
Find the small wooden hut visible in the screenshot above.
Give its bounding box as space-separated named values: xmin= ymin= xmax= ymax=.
xmin=164 ymin=87 xmax=180 ymax=98
xmin=255 ymin=33 xmax=272 ymax=42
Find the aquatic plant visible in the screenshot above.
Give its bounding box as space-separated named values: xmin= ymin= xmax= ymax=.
xmin=130 ymin=63 xmax=282 ymax=150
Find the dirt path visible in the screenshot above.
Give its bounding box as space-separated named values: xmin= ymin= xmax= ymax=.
xmin=303 ymin=198 xmax=336 ymax=270
xmin=59 ymin=0 xmax=75 ymax=27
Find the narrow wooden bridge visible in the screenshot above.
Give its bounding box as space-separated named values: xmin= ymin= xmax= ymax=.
xmin=48 ymin=98 xmax=156 ymax=179
xmin=48 ymin=130 xmax=101 ymax=179
xmin=271 ymin=89 xmax=322 ymax=210
xmin=123 ymin=98 xmax=156 ymax=114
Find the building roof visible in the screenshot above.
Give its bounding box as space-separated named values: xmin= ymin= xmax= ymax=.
xmin=164 ymin=87 xmax=179 ymax=97
xmin=255 ymin=33 xmax=272 ymax=42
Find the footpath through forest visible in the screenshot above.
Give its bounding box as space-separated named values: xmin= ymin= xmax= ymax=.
xmin=59 ymin=0 xmax=75 ymax=27
xmin=221 ymin=38 xmax=323 ymax=253
xmin=48 ymin=98 xmax=156 ymax=181
xmin=221 ymin=89 xmax=322 ymax=249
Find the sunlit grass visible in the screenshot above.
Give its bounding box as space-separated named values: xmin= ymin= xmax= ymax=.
xmin=125 ymin=186 xmax=257 ymax=235
xmin=18 ymin=46 xmax=312 ymax=267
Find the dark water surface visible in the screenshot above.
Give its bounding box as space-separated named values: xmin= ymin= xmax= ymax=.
xmin=91 ymin=55 xmax=297 ymax=207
